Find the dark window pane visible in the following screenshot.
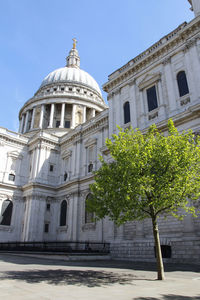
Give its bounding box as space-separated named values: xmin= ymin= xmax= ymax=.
xmin=88 ymin=163 xmax=93 ymax=173
xmin=44 ymin=223 xmax=49 ymax=233
xmin=65 ymin=121 xmax=70 ymax=128
xmin=177 ymin=71 xmax=189 ymax=97
xmin=64 ymin=172 xmax=68 ymax=181
xmin=0 ymin=200 xmax=13 ymax=226
xmin=49 ymin=165 xmax=54 ymax=172
xmin=124 ymin=102 xmax=131 ymax=124
xmin=46 ymin=203 xmax=50 ymax=211
xmin=8 ymin=174 xmax=15 ymax=181
xmin=147 ymin=86 xmax=158 ymax=112
xmin=60 ymin=200 xmax=67 ymax=226
xmin=56 ymin=121 xmax=60 ymax=128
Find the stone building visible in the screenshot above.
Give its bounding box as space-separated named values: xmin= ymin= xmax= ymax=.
xmin=0 ymin=0 xmax=199 ymax=262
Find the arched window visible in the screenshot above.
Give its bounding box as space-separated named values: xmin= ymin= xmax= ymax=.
xmin=177 ymin=71 xmax=189 ymax=97
xmin=85 ymin=194 xmax=94 ymax=224
xmin=124 ymin=102 xmax=131 ymax=124
xmin=60 ymin=200 xmax=67 ymax=226
xmin=0 ymin=199 xmax=13 ymax=226
xmin=88 ymin=163 xmax=93 ymax=173
xmin=64 ymin=172 xmax=68 ymax=181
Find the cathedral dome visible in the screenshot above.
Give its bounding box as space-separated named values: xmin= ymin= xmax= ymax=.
xmin=40 ymin=67 xmax=102 ymax=97
xmin=18 ymin=40 xmax=107 ymax=136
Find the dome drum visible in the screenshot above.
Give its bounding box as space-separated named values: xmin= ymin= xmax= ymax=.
xmin=19 ymin=101 xmax=102 ymax=135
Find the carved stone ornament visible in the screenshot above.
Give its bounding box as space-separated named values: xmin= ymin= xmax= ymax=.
xmin=61 ymin=149 xmax=72 ymax=159
xmin=128 ymin=78 xmax=136 ymax=86
xmin=162 ymin=57 xmax=171 ymax=66
xmin=180 ymin=97 xmax=190 ymax=106
xmin=113 ymin=87 xmax=121 ymax=95
xmin=148 ymin=110 xmax=158 ymax=121
xmin=183 ymin=39 xmax=196 ymax=52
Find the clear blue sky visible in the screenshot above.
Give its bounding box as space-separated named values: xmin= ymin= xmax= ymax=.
xmin=0 ymin=0 xmax=193 ymax=132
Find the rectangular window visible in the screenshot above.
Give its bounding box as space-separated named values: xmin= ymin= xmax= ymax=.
xmin=146 ymin=85 xmax=158 ymax=112
xmin=65 ymin=121 xmax=70 ymax=128
xmin=49 ymin=165 xmax=54 ymax=172
xmin=56 ymin=121 xmax=60 ymax=128
xmin=8 ymin=174 xmax=15 ymax=181
xmin=46 ymin=203 xmax=51 ymax=211
xmin=44 ymin=223 xmax=49 ymax=233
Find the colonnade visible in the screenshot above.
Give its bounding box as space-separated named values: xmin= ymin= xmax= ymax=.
xmin=19 ymin=103 xmax=96 ymax=134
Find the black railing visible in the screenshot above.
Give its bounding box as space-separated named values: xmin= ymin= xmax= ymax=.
xmin=0 ymin=241 xmax=110 ymax=254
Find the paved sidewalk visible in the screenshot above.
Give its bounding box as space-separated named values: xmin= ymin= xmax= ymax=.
xmin=0 ymin=253 xmax=199 ymax=300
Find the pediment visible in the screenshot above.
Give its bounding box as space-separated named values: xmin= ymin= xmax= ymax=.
xmin=7 ymin=151 xmax=23 ymax=160
xmin=61 ymin=149 xmax=72 ymax=159
xmin=84 ymin=137 xmax=97 ymax=148
xmin=138 ymin=72 xmax=161 ymax=90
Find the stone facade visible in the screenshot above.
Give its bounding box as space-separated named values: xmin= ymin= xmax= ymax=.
xmin=0 ymin=0 xmax=200 ymax=263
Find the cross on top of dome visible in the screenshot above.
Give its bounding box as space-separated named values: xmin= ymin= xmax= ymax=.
xmin=72 ymin=38 xmax=77 ymax=49
xmin=66 ymin=38 xmax=80 ymax=68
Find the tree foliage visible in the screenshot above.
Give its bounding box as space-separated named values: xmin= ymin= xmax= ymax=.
xmin=87 ymin=120 xmax=200 ymax=279
xmin=89 ymin=120 xmax=200 ymax=223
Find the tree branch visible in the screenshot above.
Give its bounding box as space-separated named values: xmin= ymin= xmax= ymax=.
xmin=141 ymin=208 xmax=151 ymax=216
xmin=155 ymin=205 xmax=172 ymax=216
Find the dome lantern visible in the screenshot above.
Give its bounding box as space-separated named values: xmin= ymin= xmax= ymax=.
xmin=66 ymin=38 xmax=80 ymax=69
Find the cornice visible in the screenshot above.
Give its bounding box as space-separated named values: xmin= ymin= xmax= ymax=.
xmin=103 ymin=17 xmax=200 ymax=93
xmin=0 ymin=128 xmax=28 ymax=147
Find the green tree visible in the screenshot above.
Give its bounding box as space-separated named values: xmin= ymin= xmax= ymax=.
xmin=88 ymin=120 xmax=200 ymax=280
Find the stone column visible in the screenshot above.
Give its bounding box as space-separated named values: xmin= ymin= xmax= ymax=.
xmin=71 ymin=104 xmax=76 ymax=128
xmin=163 ymin=58 xmax=177 ymax=112
xmin=39 ymin=105 xmax=45 ymax=129
xmin=183 ymin=47 xmax=196 ymax=100
xmin=72 ymin=192 xmax=79 ymax=241
xmin=186 ymin=42 xmax=200 ymax=100
xmin=157 ymin=80 xmax=165 ymax=119
xmin=30 ymin=107 xmax=36 ymax=130
xmin=19 ymin=114 xmax=25 ymax=133
xmin=92 ymin=108 xmax=95 ymax=118
xmin=114 ymin=90 xmax=121 ymax=131
xmin=83 ymin=106 xmax=86 ymax=123
xmin=59 ymin=103 xmax=65 ymax=128
xmin=139 ymin=91 xmax=145 ymax=128
xmin=108 ymin=95 xmax=114 ymax=137
xmin=24 ymin=111 xmax=29 ymax=133
xmin=48 ymin=103 xmax=55 ymax=128
xmin=129 ymin=80 xmax=137 ymax=128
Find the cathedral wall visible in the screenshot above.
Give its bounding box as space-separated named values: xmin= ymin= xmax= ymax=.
xmin=104 ymin=17 xmax=200 ymax=263
xmin=107 ymin=27 xmax=200 ymax=136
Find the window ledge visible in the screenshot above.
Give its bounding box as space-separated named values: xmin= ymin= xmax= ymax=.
xmin=178 ymin=94 xmax=190 ymax=106
xmin=122 ymin=122 xmax=131 ymax=129
xmin=57 ymin=225 xmax=68 ymax=232
xmin=0 ymin=225 xmax=13 ymax=232
xmin=148 ymin=109 xmax=159 ymax=120
xmin=82 ymin=223 xmax=96 ymax=231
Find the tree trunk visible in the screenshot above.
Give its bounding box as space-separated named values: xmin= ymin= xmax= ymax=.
xmin=152 ymin=216 xmax=165 ymax=280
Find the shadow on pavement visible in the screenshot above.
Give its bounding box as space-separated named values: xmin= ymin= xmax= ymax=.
xmin=0 ymin=269 xmax=141 ymax=287
xmin=134 ymin=295 xmax=200 ymax=300
xmin=0 ymin=254 xmax=199 ymax=274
